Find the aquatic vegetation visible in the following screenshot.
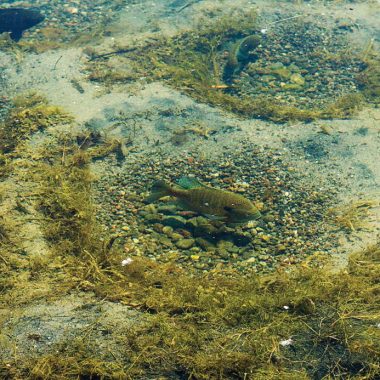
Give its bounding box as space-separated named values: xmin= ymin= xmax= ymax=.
xmin=88 ymin=60 xmax=139 ymax=85
xmin=328 ymin=199 xmax=379 ymax=232
xmin=357 ymin=57 xmax=380 ymax=104
xmin=0 ymin=98 xmax=379 ymax=378
xmin=37 ymin=162 xmax=98 ymax=256
xmin=0 ymin=92 xmax=73 ymax=154
xmin=2 ymin=239 xmax=379 ymax=379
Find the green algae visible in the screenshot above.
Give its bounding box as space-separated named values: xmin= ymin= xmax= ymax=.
xmin=0 ymin=92 xmax=73 ymax=155
xmin=357 ymin=58 xmax=380 ymax=104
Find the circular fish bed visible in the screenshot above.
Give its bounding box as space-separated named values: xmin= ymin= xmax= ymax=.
xmin=93 ymin=142 xmax=341 ymax=274
xmin=223 ymin=18 xmax=364 ymax=109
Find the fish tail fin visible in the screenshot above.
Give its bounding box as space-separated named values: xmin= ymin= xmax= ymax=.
xmin=145 ymin=180 xmax=172 ymax=203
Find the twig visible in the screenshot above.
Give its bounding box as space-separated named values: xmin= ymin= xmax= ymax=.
xmin=88 ymin=47 xmax=138 ymax=61
xmin=177 ymin=0 xmax=201 ymax=13
xmin=53 ymin=55 xmax=63 ymax=70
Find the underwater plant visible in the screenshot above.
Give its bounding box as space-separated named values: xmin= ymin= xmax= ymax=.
xmin=0 ymin=92 xmax=72 ymax=154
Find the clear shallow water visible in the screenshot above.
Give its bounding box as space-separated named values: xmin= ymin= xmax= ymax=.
xmin=0 ymin=1 xmax=379 ymax=379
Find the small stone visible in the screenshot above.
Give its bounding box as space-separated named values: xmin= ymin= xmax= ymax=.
xmin=263 ymin=214 xmax=275 ymax=222
xmin=162 ymin=226 xmax=174 ymax=236
xmin=195 ymin=237 xmax=215 ymax=251
xmin=245 ymin=257 xmax=256 ymax=263
xmin=290 ymin=73 xmax=305 ymax=86
xmin=320 ymin=125 xmax=333 ymax=135
xmin=159 ymin=236 xmax=173 ymax=247
xmin=171 ymin=233 xmax=183 ymax=241
xmin=217 ymin=248 xmax=230 ymax=259
xmin=144 ymin=213 xmax=162 ymax=223
xmin=121 ymin=226 xmax=129 ymax=231
xmin=157 ymin=205 xmax=177 ymax=215
xmin=162 ymin=215 xmax=187 ymax=229
xmin=190 ymin=255 xmax=200 ymax=261
xmin=246 ymin=220 xmax=259 ymax=229
xmin=261 ymin=235 xmax=271 ymax=242
xmin=176 ymin=238 xmax=195 ymax=249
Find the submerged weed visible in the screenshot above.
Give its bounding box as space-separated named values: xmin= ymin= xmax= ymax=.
xmin=0 ymin=92 xmax=73 ymax=154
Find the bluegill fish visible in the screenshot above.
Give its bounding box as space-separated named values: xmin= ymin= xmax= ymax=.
xmin=147 ymin=177 xmax=261 ymax=223
xmin=0 ymin=8 xmax=44 ymax=41
xmin=223 ymin=35 xmax=261 ymax=82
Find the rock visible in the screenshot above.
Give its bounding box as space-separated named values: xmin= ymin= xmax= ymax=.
xmin=144 ymin=213 xmax=162 ymax=223
xmin=171 ymin=232 xmax=183 ymax=241
xmin=216 ymin=248 xmax=229 ymax=259
xmin=192 ymin=217 xmax=218 ymax=236
xmin=159 ymin=236 xmax=173 ymax=247
xmin=176 ymin=238 xmax=195 ymax=249
xmin=162 ymin=215 xmax=187 ymax=229
xmin=162 ymin=226 xmax=174 ymax=237
xmin=195 ymin=237 xmax=216 ymax=251
xmin=290 ymin=73 xmax=305 ymax=86
xmin=157 ymin=205 xmax=177 ymax=215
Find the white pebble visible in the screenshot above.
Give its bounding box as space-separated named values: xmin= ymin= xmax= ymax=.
xmin=121 ymin=258 xmax=133 ymax=266
xmin=279 ymin=338 xmax=293 ymax=346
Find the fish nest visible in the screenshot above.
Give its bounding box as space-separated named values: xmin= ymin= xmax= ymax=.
xmin=0 ymin=98 xmax=379 ymax=380
xmin=87 ymin=9 xmax=376 ymax=122
xmin=91 ymin=144 xmax=345 ymax=274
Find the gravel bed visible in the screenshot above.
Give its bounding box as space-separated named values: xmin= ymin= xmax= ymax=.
xmin=225 ymin=13 xmax=364 ymax=109
xmin=93 ymin=141 xmax=341 ymax=274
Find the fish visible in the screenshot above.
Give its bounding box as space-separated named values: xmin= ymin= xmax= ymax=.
xmin=223 ymin=35 xmax=261 ymax=83
xmin=147 ymin=176 xmax=261 ymax=223
xmin=0 ymin=8 xmax=44 ymax=41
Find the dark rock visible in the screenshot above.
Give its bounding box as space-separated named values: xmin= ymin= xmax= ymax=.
xmin=176 ymin=238 xmax=195 ymax=249
xmin=162 ymin=215 xmax=187 ymax=229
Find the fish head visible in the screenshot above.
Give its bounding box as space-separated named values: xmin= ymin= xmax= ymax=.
xmin=224 ymin=202 xmax=261 ymax=223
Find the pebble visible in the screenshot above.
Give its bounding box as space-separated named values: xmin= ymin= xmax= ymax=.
xmin=176 ymin=239 xmax=195 ymax=250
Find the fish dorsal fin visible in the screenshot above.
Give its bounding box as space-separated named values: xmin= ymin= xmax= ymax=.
xmin=177 ymin=176 xmax=207 ymax=189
